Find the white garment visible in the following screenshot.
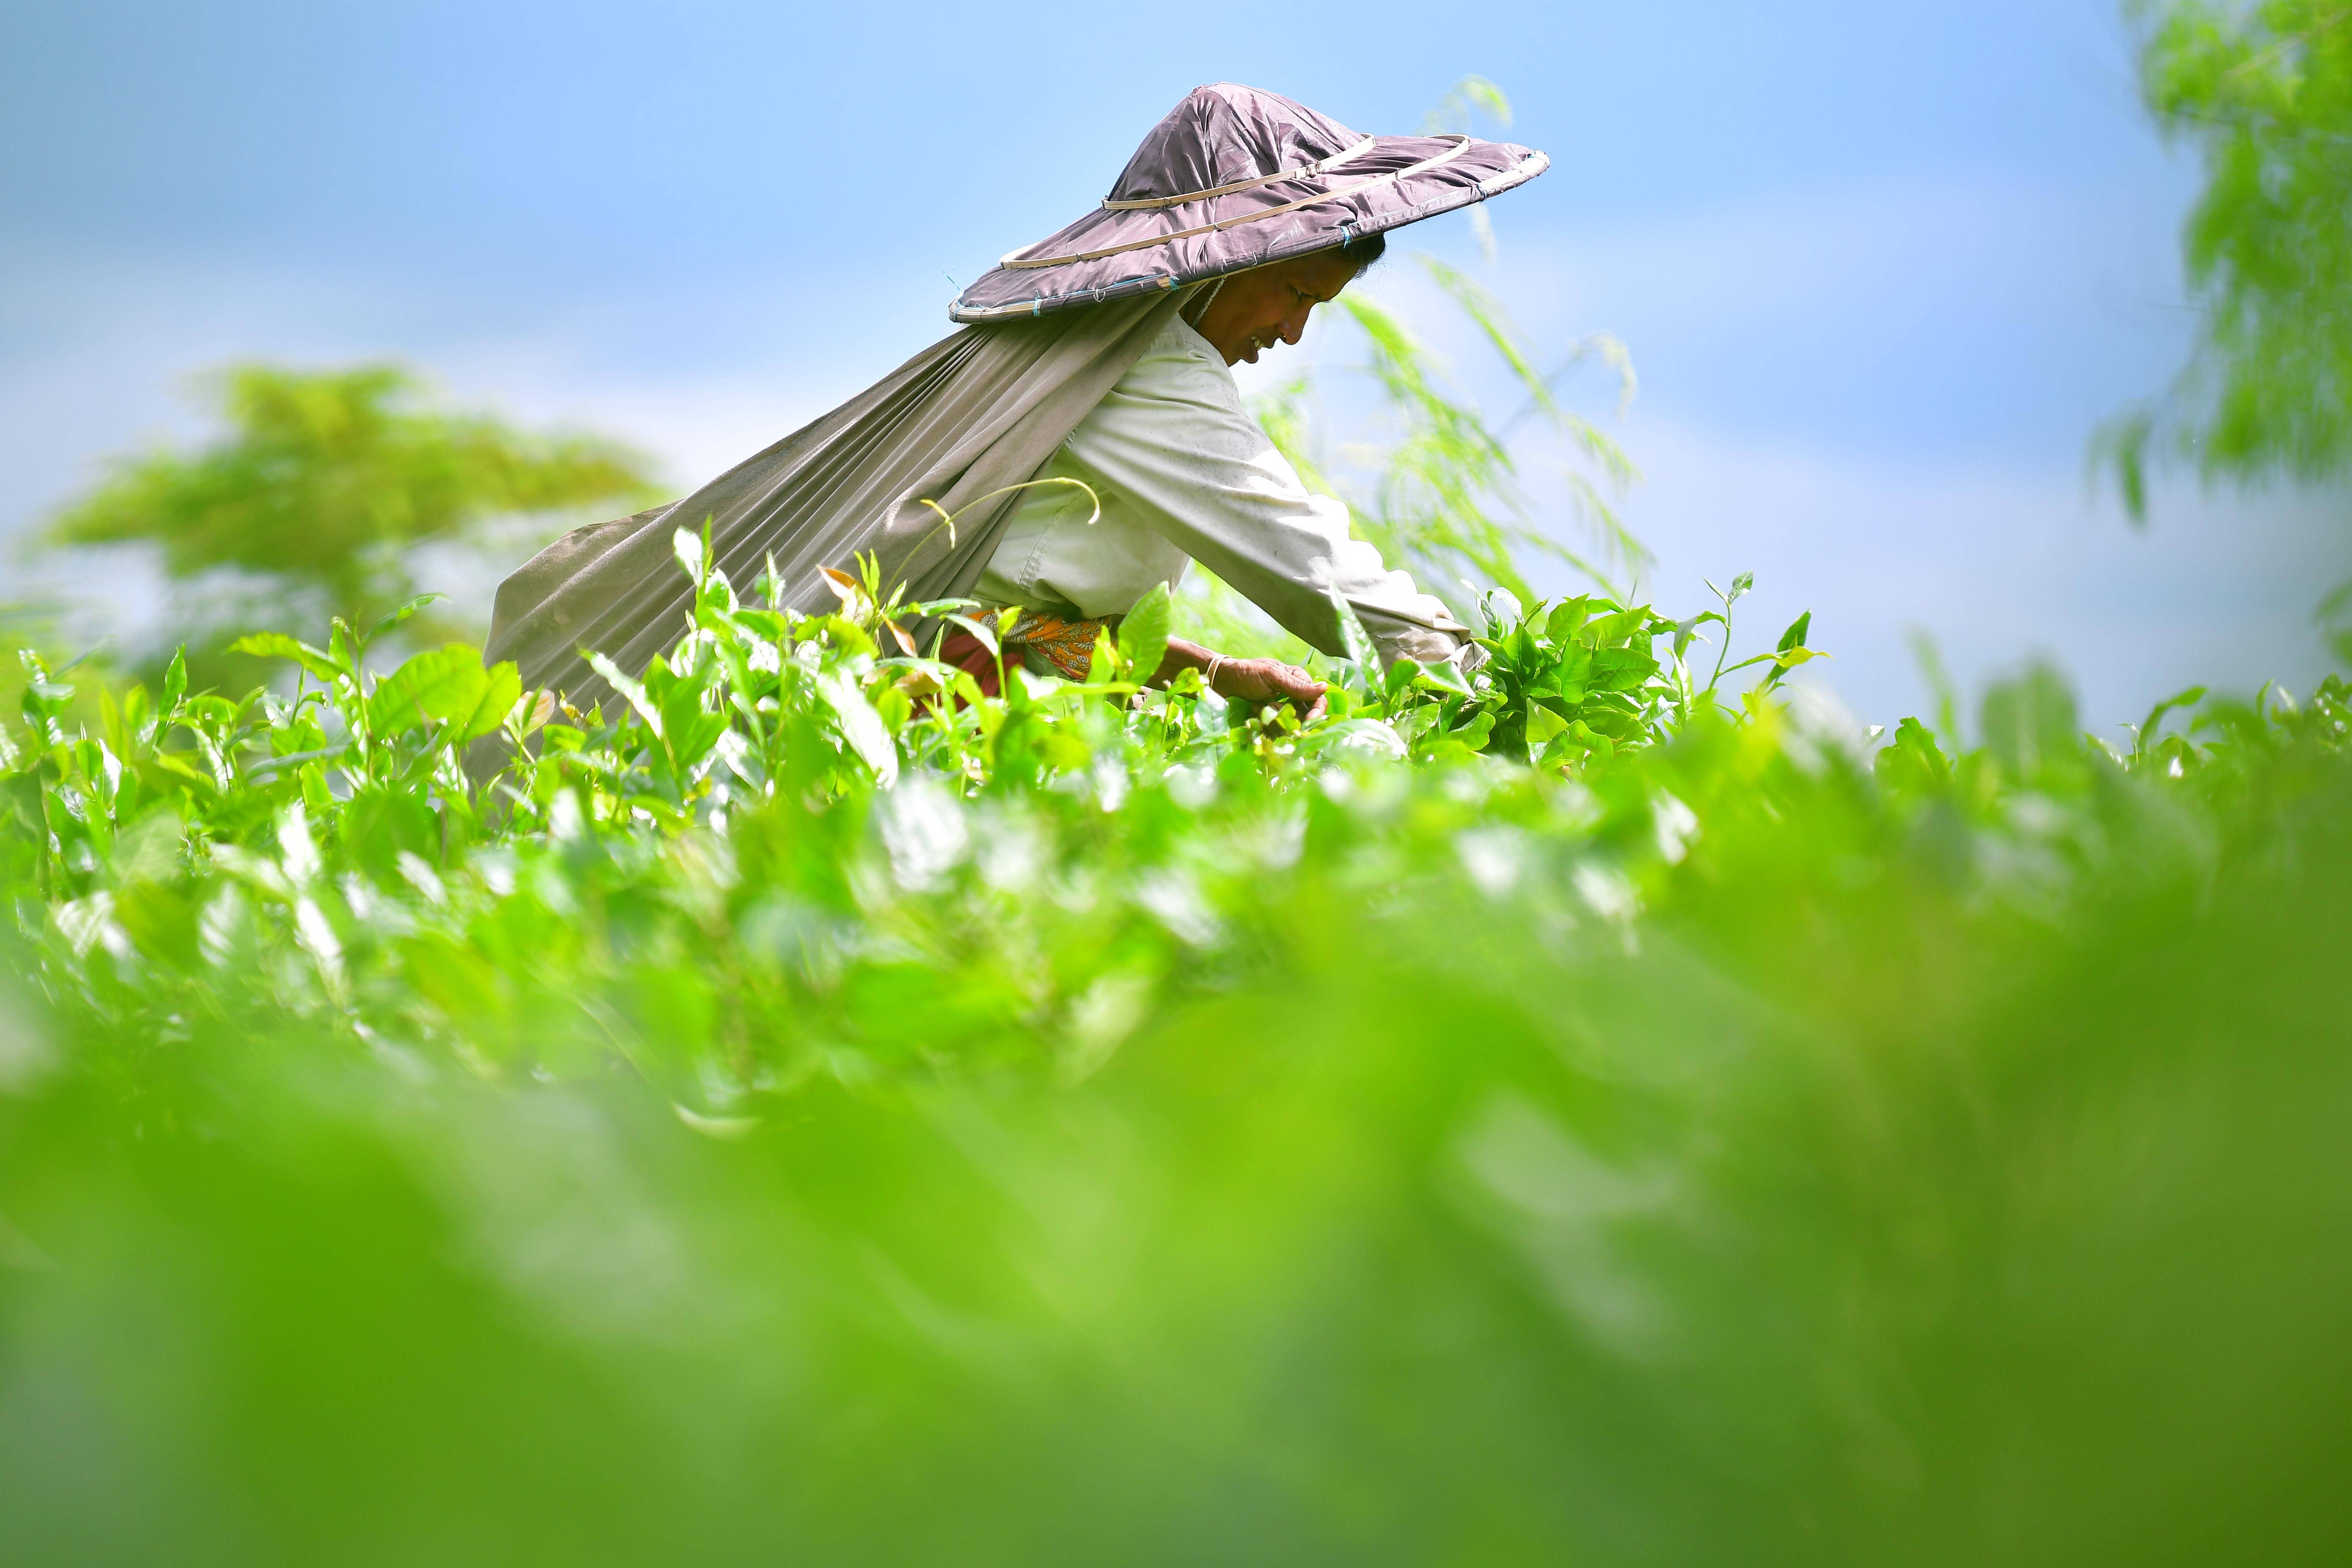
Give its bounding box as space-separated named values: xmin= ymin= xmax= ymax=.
xmin=974 ymin=313 xmax=1471 ymax=667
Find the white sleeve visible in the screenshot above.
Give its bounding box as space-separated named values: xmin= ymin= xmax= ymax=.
xmin=1059 ymin=321 xmax=1474 ymax=667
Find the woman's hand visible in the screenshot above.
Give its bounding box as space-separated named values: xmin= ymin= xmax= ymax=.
xmin=1211 ymin=656 xmax=1329 ymax=724
xmin=1153 ymin=637 xmax=1327 ymax=724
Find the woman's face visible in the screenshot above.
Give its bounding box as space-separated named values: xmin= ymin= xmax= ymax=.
xmin=1193 ymin=250 xmax=1365 ymax=366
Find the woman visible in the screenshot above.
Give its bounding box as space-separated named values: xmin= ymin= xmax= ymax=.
xmin=485 ymin=84 xmax=1549 ymax=720
xmin=946 ymin=230 xmax=1443 ymax=723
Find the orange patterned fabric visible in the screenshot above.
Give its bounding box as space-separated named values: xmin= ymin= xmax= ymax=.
xmin=1003 ymin=612 xmax=1111 ymax=682
xmin=936 ymin=610 xmax=1112 ymax=699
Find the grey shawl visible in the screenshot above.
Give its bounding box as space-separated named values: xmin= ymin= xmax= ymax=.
xmin=485 ymin=290 xmax=1186 ymax=705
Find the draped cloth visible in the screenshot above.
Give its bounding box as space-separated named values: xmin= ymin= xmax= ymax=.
xmin=485 ymin=291 xmax=1187 ymax=710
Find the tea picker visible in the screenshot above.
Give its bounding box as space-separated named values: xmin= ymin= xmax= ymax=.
xmin=486 ymin=83 xmax=1549 ymax=721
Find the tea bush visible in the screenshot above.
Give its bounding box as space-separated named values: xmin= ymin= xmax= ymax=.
xmin=3 ymin=536 xmax=2349 ymax=1564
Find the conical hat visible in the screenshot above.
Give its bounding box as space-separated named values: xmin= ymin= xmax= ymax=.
xmin=949 ymin=83 xmax=1547 ymax=323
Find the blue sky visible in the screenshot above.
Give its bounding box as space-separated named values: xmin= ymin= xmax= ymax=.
xmin=4 ymin=0 xmax=2346 ymax=732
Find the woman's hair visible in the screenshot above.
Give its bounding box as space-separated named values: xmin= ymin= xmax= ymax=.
xmin=1340 ymin=229 xmax=1388 ymax=273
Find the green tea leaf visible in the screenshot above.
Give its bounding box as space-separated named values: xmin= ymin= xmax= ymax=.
xmin=455 ymin=662 xmax=524 ymax=744
xmin=1874 ymin=716 xmax=1951 ymax=793
xmin=586 ymin=652 xmax=664 ymax=737
xmin=226 ymin=633 xmax=341 ymax=683
xmin=371 ymin=645 xmax=493 ymax=738
xmin=1416 ymin=658 xmax=1474 ymax=697
xmin=365 ymin=594 xmax=445 ymax=646
xmin=1762 ymin=612 xmax=1816 ymax=692
xmin=818 ymin=669 xmax=897 ymax=787
xmin=1118 ymin=582 xmax=1174 ymax=685
xmin=2136 ymin=685 xmax=2208 ymax=757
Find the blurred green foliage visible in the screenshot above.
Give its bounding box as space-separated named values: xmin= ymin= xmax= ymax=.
xmin=2108 ymin=0 xmax=2352 ymax=514
xmin=3 ymin=527 xmax=2349 ymax=1561
xmin=43 ymin=363 xmax=658 ymax=680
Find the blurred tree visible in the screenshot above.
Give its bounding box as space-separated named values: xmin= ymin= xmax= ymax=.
xmin=45 ymin=363 xmax=659 ymax=675
xmin=2106 ymin=0 xmax=2352 ymax=518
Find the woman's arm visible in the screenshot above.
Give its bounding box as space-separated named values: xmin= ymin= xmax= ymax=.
xmin=1152 ymin=636 xmax=1328 ymax=723
xmin=1061 ymin=323 xmax=1474 ymax=670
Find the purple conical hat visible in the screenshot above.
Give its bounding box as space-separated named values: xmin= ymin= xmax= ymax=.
xmin=949 ymin=83 xmax=1548 ymax=323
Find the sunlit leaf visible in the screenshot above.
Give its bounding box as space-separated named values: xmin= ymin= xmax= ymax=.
xmin=371 ymin=645 xmax=493 ymax=738
xmin=226 ymin=632 xmax=341 ymax=683
xmin=455 ymin=662 xmax=523 ymax=744
xmin=365 ymin=593 xmax=445 ymax=646
xmin=1118 ymin=582 xmax=1174 ymax=685
xmin=1416 ymin=658 xmax=1473 ymax=696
